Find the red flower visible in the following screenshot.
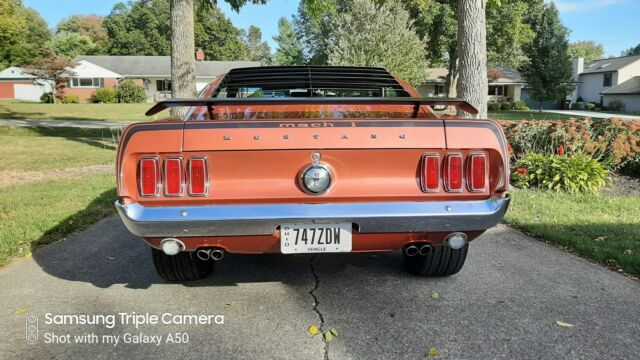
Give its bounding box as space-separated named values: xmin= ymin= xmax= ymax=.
xmin=516 ymin=168 xmax=529 ymax=175
xmin=556 ymin=144 xmax=565 ymax=155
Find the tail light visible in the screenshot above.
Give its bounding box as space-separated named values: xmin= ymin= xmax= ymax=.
xmin=139 ymin=158 xmax=160 ymax=197
xmin=420 ymin=154 xmax=440 ymax=192
xmin=467 ymin=153 xmax=486 ymax=192
xmin=444 ymin=154 xmax=463 ymax=192
xmin=164 ymin=158 xmax=184 ymax=196
xmin=188 ymin=157 xmax=209 ymax=196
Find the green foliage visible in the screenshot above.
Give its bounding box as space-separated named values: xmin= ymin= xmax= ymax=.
xmin=56 ymin=14 xmax=108 ymax=51
xmin=607 ymin=100 xmax=626 ymax=112
xmin=568 ymin=41 xmax=604 ymax=62
xmin=620 ymin=157 xmax=640 ymax=177
xmin=61 ymin=95 xmax=80 ymax=104
xmin=520 ymin=2 xmax=574 ymax=111
xmin=486 ymin=0 xmax=536 ymax=68
xmin=500 ymin=102 xmax=513 ymax=111
xmin=0 ymin=1 xmax=52 ymax=68
xmin=47 ymin=32 xmax=98 ymax=60
xmin=585 ymin=103 xmax=596 ymax=110
xmin=40 ymin=92 xmax=54 ymax=104
xmin=90 ymin=88 xmax=117 ymax=104
xmin=242 ymin=25 xmax=272 ymax=64
xmin=513 ymin=100 xmax=529 ymax=111
xmin=326 ymin=0 xmax=428 ymax=86
xmin=488 ymin=102 xmax=501 ymax=111
xmin=116 ymin=79 xmax=146 ymax=103
xmin=273 ymin=17 xmax=305 ymax=65
xmin=194 ymin=4 xmax=248 ymax=61
xmin=511 ymin=153 xmax=609 ymax=193
xmin=571 ymin=102 xmax=584 ymax=110
xmin=622 ymin=43 xmax=640 ymax=56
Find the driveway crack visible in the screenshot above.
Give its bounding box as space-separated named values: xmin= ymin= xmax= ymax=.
xmin=309 ymin=255 xmax=329 ymax=360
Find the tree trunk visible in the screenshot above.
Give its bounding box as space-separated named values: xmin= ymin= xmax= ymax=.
xmin=445 ymin=52 xmax=458 ymax=98
xmin=170 ymin=0 xmax=197 ymax=118
xmin=456 ymin=0 xmax=488 ymax=118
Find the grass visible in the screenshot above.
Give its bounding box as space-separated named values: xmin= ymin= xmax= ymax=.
xmin=0 ymin=100 xmax=168 ymax=122
xmin=0 ymin=126 xmax=116 ymax=171
xmin=505 ymin=190 xmax=640 ymax=276
xmin=0 ymin=173 xmax=116 ymax=266
xmin=488 ymin=110 xmax=584 ymax=121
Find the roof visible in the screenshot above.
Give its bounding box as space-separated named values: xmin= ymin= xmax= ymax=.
xmin=214 ymin=66 xmax=411 ymax=96
xmin=424 ymin=65 xmax=525 ymax=84
xmin=71 ymin=56 xmax=260 ymax=77
xmin=601 ymin=76 xmax=640 ymax=95
xmin=0 ymin=66 xmax=37 ymax=80
xmin=582 ymin=55 xmax=640 ymax=74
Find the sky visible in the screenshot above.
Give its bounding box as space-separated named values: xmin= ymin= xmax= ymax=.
xmin=23 ymin=0 xmax=640 ymax=57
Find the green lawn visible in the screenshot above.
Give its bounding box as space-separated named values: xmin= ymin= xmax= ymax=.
xmin=0 ymin=173 xmax=116 ymax=266
xmin=0 ymin=126 xmax=116 ymax=171
xmin=0 ymin=100 xmax=168 ymax=122
xmin=505 ymin=190 xmax=640 ymax=276
xmin=488 ymin=110 xmax=584 ymax=121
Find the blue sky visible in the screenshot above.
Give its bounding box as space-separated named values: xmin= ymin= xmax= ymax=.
xmin=23 ymin=0 xmax=639 ymax=57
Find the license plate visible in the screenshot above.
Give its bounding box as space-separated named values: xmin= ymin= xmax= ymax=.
xmin=280 ymin=223 xmax=352 ymax=254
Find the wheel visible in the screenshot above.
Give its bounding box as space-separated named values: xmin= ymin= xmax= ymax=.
xmin=403 ymin=244 xmax=469 ymax=277
xmin=151 ymin=248 xmax=214 ymax=281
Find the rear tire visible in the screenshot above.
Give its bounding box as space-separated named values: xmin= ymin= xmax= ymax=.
xmin=403 ymin=244 xmax=469 ymax=277
xmin=151 ymin=248 xmax=214 ymax=281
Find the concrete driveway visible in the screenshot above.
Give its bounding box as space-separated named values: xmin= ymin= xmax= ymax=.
xmin=0 ymin=217 xmax=639 ymax=359
xmin=542 ymin=110 xmax=640 ymax=121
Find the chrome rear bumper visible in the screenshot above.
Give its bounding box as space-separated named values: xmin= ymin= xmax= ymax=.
xmin=115 ymin=196 xmax=510 ymax=238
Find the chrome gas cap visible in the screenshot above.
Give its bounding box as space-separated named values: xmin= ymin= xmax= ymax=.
xmin=300 ymin=164 xmax=332 ymax=195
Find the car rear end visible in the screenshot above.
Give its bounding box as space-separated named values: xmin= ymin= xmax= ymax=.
xmin=115 ymin=66 xmax=510 ymax=281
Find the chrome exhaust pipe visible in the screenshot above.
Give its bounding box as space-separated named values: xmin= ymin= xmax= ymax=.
xmin=196 ymin=249 xmax=211 ymax=261
xmin=404 ymin=245 xmax=419 ymax=257
xmin=419 ymin=244 xmax=432 ymax=256
xmin=210 ymin=248 xmax=224 ymax=261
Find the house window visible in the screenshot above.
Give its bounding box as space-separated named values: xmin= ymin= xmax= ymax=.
xmin=156 ymin=80 xmax=172 ymax=92
xmin=488 ymin=85 xmax=505 ymax=96
xmin=603 ymin=73 xmax=613 ymax=87
xmin=70 ymin=78 xmax=104 ymax=88
xmin=434 ymin=84 xmax=445 ymax=96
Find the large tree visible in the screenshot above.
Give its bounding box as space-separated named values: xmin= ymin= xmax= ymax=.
xmin=273 ymin=17 xmax=305 ymax=65
xmin=520 ymin=2 xmax=574 ymax=112
xmin=0 ymin=1 xmax=51 ymax=68
xmin=622 ymin=43 xmax=640 ymax=56
xmin=242 ymin=25 xmax=272 ymax=64
xmin=326 ymin=0 xmax=428 ymax=86
xmin=456 ymin=0 xmax=488 ymax=118
xmin=568 ymin=41 xmax=604 ymax=62
xmin=47 ymin=32 xmax=98 ymax=59
xmin=104 ymin=0 xmax=171 ymax=56
xmin=56 ymin=14 xmax=109 ymax=50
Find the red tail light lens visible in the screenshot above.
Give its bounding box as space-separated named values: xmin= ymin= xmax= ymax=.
xmin=188 ymin=157 xmax=209 ymax=196
xmin=164 ymin=158 xmax=184 ymax=196
xmin=139 ymin=158 xmax=160 ymax=197
xmin=467 ymin=154 xmax=487 ymax=192
xmin=444 ymin=154 xmax=463 ymax=192
xmin=420 ymin=154 xmax=440 ymax=192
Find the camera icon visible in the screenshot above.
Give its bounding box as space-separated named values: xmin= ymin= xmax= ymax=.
xmin=25 ymin=313 xmax=38 ymax=344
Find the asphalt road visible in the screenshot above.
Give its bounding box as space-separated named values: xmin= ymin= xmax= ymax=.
xmin=1 ymin=217 xmax=639 ymax=360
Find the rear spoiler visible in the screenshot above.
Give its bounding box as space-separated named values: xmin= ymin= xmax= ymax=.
xmin=145 ymin=97 xmax=479 ymax=117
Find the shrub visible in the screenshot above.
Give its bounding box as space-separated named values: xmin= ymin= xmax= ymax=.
xmin=40 ymin=92 xmax=54 ymax=103
xmin=500 ymin=102 xmax=513 ymax=111
xmin=488 ymin=102 xmax=501 ymax=111
xmin=511 ymin=153 xmax=609 ymax=193
xmin=607 ymin=100 xmax=625 ymax=112
xmin=90 ymin=88 xmax=117 ymax=103
xmin=61 ymin=95 xmax=79 ymax=104
xmin=619 ymin=156 xmax=640 ymax=177
xmin=585 ymin=103 xmax=596 ymax=110
xmin=570 ymin=102 xmax=584 ymax=110
xmin=116 ymin=79 xmax=146 ymax=103
xmin=513 ymin=101 xmax=529 ymax=111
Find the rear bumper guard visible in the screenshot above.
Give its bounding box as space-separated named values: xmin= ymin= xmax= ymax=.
xmin=115 ymin=195 xmax=511 ymax=238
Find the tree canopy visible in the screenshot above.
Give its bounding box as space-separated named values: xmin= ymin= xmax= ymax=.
xmin=47 ymin=33 xmax=98 ymax=60
xmin=520 ymin=2 xmax=574 ymax=111
xmin=622 ymin=43 xmax=640 ymax=56
xmin=56 ymin=14 xmax=109 ymax=49
xmin=326 ymin=0 xmax=428 ymax=86
xmin=0 ymin=1 xmax=51 ymax=68
xmin=273 ymin=17 xmax=305 ymax=65
xmin=568 ymin=41 xmax=605 ymax=62
xmin=242 ymin=25 xmax=272 ymax=64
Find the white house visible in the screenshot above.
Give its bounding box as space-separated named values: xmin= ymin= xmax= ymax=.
xmin=571 ymin=55 xmax=640 ymax=112
xmin=60 ymin=50 xmax=259 ymax=102
xmin=0 ymin=66 xmax=53 ymax=101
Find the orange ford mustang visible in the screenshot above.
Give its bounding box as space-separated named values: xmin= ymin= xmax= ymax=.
xmin=115 ymin=66 xmax=510 ymax=281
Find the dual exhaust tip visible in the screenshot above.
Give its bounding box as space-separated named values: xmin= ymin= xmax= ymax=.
xmin=160 ymin=238 xmax=224 ymax=261
xmin=404 ymin=232 xmax=468 ymax=256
